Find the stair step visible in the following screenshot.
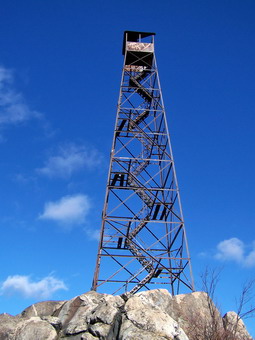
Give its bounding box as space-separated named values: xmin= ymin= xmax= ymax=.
xmin=127 ymin=178 xmax=154 ymax=207
xmin=129 ymin=110 xmax=149 ymax=130
xmin=125 ymin=239 xmax=154 ymax=272
xmin=129 ymin=77 xmax=152 ymax=103
xmin=129 ymin=269 xmax=155 ymax=295
xmin=128 ymin=215 xmax=150 ymax=239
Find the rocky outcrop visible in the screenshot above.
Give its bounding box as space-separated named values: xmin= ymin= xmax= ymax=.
xmin=120 ymin=290 xmax=188 ymax=340
xmin=223 ymin=311 xmax=253 ymax=340
xmin=0 ymin=289 xmax=252 ymax=340
xmin=167 ymin=291 xmax=224 ymax=338
xmin=0 ymin=313 xmax=22 ymax=340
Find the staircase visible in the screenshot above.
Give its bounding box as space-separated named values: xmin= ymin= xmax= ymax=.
xmin=129 ymin=77 xmax=152 ymax=103
xmin=125 ymin=69 xmax=157 ymax=292
xmin=129 ymin=269 xmax=156 ymax=295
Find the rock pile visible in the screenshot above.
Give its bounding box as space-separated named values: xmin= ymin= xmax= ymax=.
xmin=0 ymin=289 xmax=252 ymax=340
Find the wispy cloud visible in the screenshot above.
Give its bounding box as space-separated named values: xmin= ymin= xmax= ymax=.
xmin=0 ymin=65 xmax=41 ymax=128
xmin=37 ymin=143 xmax=103 ymax=179
xmin=215 ymin=238 xmax=244 ymax=262
xmin=85 ymin=228 xmax=100 ymax=241
xmin=215 ymin=237 xmax=255 ymax=267
xmin=245 ymin=247 xmax=255 ymax=267
xmin=0 ymin=275 xmax=67 ymax=299
xmin=39 ymin=194 xmax=91 ymax=225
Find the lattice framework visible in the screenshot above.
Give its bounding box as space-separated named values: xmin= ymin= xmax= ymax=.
xmin=92 ymin=31 xmax=194 ymax=295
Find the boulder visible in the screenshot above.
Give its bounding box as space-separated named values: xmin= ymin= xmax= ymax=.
xmin=119 ymin=290 xmax=189 ymax=340
xmin=20 ymin=300 xmax=65 ymax=318
xmin=0 ymin=314 xmax=22 ymax=340
xmin=88 ymin=322 xmax=111 ymax=338
xmin=168 ymin=291 xmax=224 ymax=337
xmin=41 ymin=316 xmax=62 ymax=331
xmin=223 ymin=311 xmax=253 ymax=340
xmin=119 ymin=318 xmax=170 ymax=340
xmin=56 ymin=290 xmax=124 ymax=338
xmin=85 ymin=291 xmax=124 ymax=325
xmin=13 ymin=317 xmax=57 ymax=340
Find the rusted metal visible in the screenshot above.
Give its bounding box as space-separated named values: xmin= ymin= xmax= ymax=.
xmin=92 ymin=31 xmax=194 ymax=295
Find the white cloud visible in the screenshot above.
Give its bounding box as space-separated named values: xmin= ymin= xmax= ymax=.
xmin=37 ymin=143 xmax=103 ymax=179
xmin=0 ymin=275 xmax=67 ymax=299
xmin=39 ymin=194 xmax=91 ymax=225
xmin=215 ymin=237 xmax=255 ymax=267
xmin=0 ymin=65 xmax=41 ymax=127
xmin=245 ymin=248 xmax=255 ymax=268
xmin=215 ymin=238 xmax=244 ymax=262
xmin=86 ymin=228 xmax=100 ymax=241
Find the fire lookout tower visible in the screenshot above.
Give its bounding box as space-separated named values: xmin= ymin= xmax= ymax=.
xmin=92 ymin=31 xmax=194 ymax=295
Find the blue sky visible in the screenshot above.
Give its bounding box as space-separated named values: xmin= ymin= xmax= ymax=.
xmin=0 ymin=0 xmax=255 ymax=335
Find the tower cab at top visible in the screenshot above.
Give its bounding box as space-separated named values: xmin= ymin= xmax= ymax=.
xmin=122 ymin=31 xmax=155 ymax=68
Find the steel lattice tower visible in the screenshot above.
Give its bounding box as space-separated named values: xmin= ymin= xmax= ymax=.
xmin=92 ymin=31 xmax=194 ymax=295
